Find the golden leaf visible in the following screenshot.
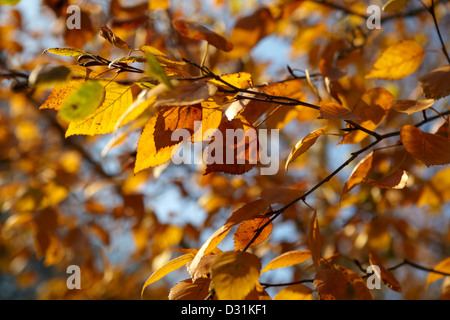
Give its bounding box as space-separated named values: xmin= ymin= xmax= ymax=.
xmin=285 ymin=127 xmax=326 ymax=172
xmin=314 ymin=267 xmax=349 ymax=300
xmin=211 ymin=251 xmax=261 ymax=300
xmin=273 ymin=284 xmax=313 ymax=300
xmin=233 ymin=216 xmax=272 ymax=250
xmin=308 ymin=211 xmax=322 ymax=269
xmin=426 ymin=257 xmax=450 ymax=288
xmin=261 ymin=250 xmax=312 ymax=273
xmin=365 ymin=40 xmax=425 ymax=80
xmin=342 ymin=151 xmax=374 ymax=195
xmin=169 ymin=278 xmax=211 ymax=300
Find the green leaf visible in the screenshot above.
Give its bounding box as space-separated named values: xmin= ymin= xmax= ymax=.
xmin=0 ymin=0 xmax=20 ymax=5
xmin=146 ymin=53 xmax=174 ymax=90
xmin=43 ymin=48 xmax=88 ymax=57
xmin=59 ymin=81 xmax=105 ymax=122
xmin=28 ymin=65 xmax=72 ymax=88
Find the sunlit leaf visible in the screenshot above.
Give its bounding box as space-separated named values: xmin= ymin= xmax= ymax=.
xmin=43 ymin=47 xmax=87 ymax=57
xmin=426 ymin=257 xmax=450 ymax=288
xmin=382 ymin=0 xmax=410 ymax=12
xmin=314 ymin=267 xmax=348 ymax=300
xmin=365 ymin=40 xmax=425 ymax=80
xmin=211 ymin=251 xmax=261 ymax=300
xmin=393 ymin=99 xmax=435 ymax=115
xmin=342 ymin=151 xmax=374 ymax=195
xmin=141 ymin=252 xmax=195 ymax=296
xmin=99 ymin=24 xmax=132 ymax=50
xmin=308 ymin=211 xmax=322 ymax=269
xmin=367 ymin=169 xmax=409 ymax=189
xmin=369 ymin=252 xmax=402 ymax=292
xmin=59 ymin=81 xmax=105 ymax=121
xmin=233 ymin=216 xmax=272 ymax=250
xmin=169 ymin=278 xmax=211 ymax=300
xmin=261 ymin=250 xmax=312 ymax=273
xmin=400 ymin=125 xmax=450 ymax=166
xmin=418 ymin=65 xmax=450 ymax=100
xmin=172 ymin=19 xmax=233 ymax=52
xmin=146 ymin=52 xmax=174 ymax=89
xmin=273 ymin=284 xmax=313 ymax=300
xmin=285 ymin=127 xmax=326 ymax=172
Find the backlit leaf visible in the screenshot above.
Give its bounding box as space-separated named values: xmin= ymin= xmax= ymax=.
xmin=400 ymin=125 xmax=450 ymax=166
xmin=169 ymin=278 xmax=211 ymax=300
xmin=59 ymin=81 xmax=105 ymax=122
xmin=314 ymin=267 xmax=349 ymax=300
xmin=99 ymin=24 xmax=132 ymax=50
xmin=418 ymin=65 xmax=450 ymax=100
xmin=146 ymin=52 xmax=174 ymax=89
xmin=141 ymin=252 xmax=196 ymax=296
xmin=341 ymin=268 xmax=373 ymax=300
xmin=308 ymin=211 xmax=322 ymax=269
xmin=365 ymin=40 xmax=425 ymax=80
xmin=43 ymin=47 xmax=87 ymax=57
xmin=426 ymin=257 xmax=450 ymax=288
xmin=369 ymin=252 xmax=402 ymax=292
xmin=274 ymin=284 xmax=313 ymax=300
xmin=285 ymin=127 xmax=326 ymax=172
xmin=393 ymin=99 xmax=435 ymax=115
xmin=261 ymin=250 xmax=312 ymax=273
xmin=382 ymin=0 xmax=410 ymax=12
xmin=342 ymin=151 xmax=374 ymax=195
xmin=172 ymin=19 xmax=233 ymax=52
xmin=367 ymin=169 xmax=409 ymax=189
xmin=233 ymin=216 xmax=272 ymax=251
xmin=318 ymin=101 xmax=361 ymax=121
xmin=211 ymin=251 xmax=261 ymax=300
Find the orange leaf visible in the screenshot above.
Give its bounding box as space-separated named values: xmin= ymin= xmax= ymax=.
xmin=308 ymin=211 xmax=322 ymax=269
xmin=169 ymin=278 xmax=211 ymax=300
xmin=369 ymin=252 xmax=402 ymax=292
xmin=418 ymin=65 xmax=450 ymax=100
xmin=341 ymin=268 xmax=373 ymax=300
xmin=99 ymin=24 xmax=132 ymax=50
xmin=285 ymin=127 xmax=326 ymax=171
xmin=261 ymin=250 xmax=312 ymax=273
xmin=400 ymin=125 xmax=450 ymax=166
xmin=392 ymin=99 xmax=435 ymax=115
xmin=314 ymin=267 xmax=348 ymax=300
xmin=210 ymin=251 xmax=261 ymax=300
xmin=172 ymin=19 xmax=233 ymax=52
xmin=340 ymin=88 xmax=394 ymax=144
xmin=342 ymin=151 xmax=374 ymax=195
xmin=233 ymin=216 xmax=272 ymax=250
xmin=367 ymin=169 xmax=409 ymax=189
xmin=426 ymin=257 xmax=450 ymax=288
xmin=318 ymin=101 xmax=361 ymax=121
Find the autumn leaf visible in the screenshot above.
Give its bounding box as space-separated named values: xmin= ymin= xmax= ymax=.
xmin=172 ymin=19 xmax=233 ymax=52
xmin=367 ymin=169 xmax=409 ymax=189
xmin=273 ymin=284 xmax=313 ymax=300
xmin=59 ymin=81 xmax=105 ymax=122
xmin=285 ymin=127 xmax=326 ymax=172
xmin=99 ymin=24 xmax=132 ymax=50
xmin=400 ymin=125 xmax=450 ymax=166
xmin=314 ymin=267 xmax=349 ymax=300
xmin=369 ymin=252 xmax=402 ymax=292
xmin=261 ymin=250 xmax=312 ymax=273
xmin=341 ymin=151 xmax=374 ymax=195
xmin=341 ymin=268 xmax=373 ymax=300
xmin=365 ymin=40 xmax=425 ymax=80
xmin=28 ymin=65 xmax=72 ymax=89
xmin=308 ymin=211 xmax=322 ymax=269
xmin=149 ymin=0 xmax=170 ymax=11
xmin=233 ymin=216 xmax=272 ymax=250
xmin=340 ymin=88 xmax=394 ymax=144
xmin=393 ymin=99 xmax=435 ymax=115
xmin=426 ymin=257 xmax=450 ymax=288
xmin=141 ymin=252 xmax=196 ymax=297
xmin=153 ymin=81 xmax=218 ymax=108
xmin=210 ymin=251 xmax=261 ymax=300
xmin=418 ymin=65 xmax=450 ymax=100
xmin=318 ymin=101 xmax=361 ymax=121
xmin=43 ymin=47 xmax=88 ymax=57
xmin=382 ymin=0 xmax=411 ymax=12
xmin=169 ymin=278 xmax=211 ymax=300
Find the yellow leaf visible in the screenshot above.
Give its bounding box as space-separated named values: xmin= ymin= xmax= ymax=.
xmin=211 ymin=251 xmax=261 ymax=300
xmin=261 ymin=250 xmax=312 ymax=273
xmin=285 ymin=127 xmax=326 ymax=171
xmin=426 ymin=257 xmax=450 ymax=288
xmin=134 ymin=114 xmax=180 ymax=174
xmin=365 ymin=40 xmax=425 ymax=80
xmin=400 ymin=125 xmax=450 ymax=166
xmin=382 ymin=0 xmax=410 ymax=12
xmin=141 ymin=252 xmax=195 ymax=297
xmin=65 ymin=82 xmax=140 ymax=137
xmin=274 ymin=284 xmax=313 ymax=300
xmin=149 ymin=0 xmax=170 ymax=10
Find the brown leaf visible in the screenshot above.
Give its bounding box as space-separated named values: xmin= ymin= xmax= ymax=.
xmin=233 ymin=216 xmax=272 ymax=250
xmin=341 ymin=268 xmax=373 ymax=300
xmin=169 ymin=278 xmax=211 ymax=300
xmin=342 ymin=151 xmax=374 ymax=196
xmin=99 ymin=24 xmax=132 ymax=50
xmin=369 ymin=252 xmax=402 ymax=292
xmin=392 ymin=99 xmax=435 ymax=115
xmin=314 ymin=267 xmax=349 ymax=300
xmin=400 ymin=125 xmax=450 ymax=166
xmin=419 ymin=65 xmax=450 ymax=100
xmin=367 ymin=169 xmax=409 ymax=189
xmin=172 ymin=19 xmax=233 ymax=52
xmin=318 ymin=101 xmax=361 ymax=121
